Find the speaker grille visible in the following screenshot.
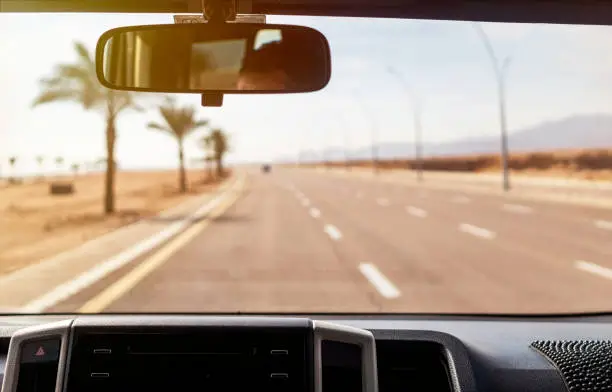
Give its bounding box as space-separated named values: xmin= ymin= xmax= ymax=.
xmin=531 ymin=340 xmax=612 ymax=392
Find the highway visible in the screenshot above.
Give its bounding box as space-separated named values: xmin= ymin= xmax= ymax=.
xmin=56 ymin=168 xmax=612 ymax=314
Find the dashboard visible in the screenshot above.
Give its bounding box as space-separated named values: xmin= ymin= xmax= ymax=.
xmin=1 ymin=314 xmax=611 ymax=392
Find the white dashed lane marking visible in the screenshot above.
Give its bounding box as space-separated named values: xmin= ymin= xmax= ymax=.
xmin=309 ymin=208 xmax=321 ymax=218
xmin=575 ymin=260 xmax=612 ymax=280
xmin=595 ymin=220 xmax=612 ymax=231
xmin=459 ymin=223 xmax=496 ymax=240
xmin=377 ymin=198 xmax=390 ymax=207
xmin=324 ymin=224 xmax=342 ymax=241
xmin=406 ymin=206 xmax=428 ymax=218
xmin=358 ymin=263 xmax=401 ymax=299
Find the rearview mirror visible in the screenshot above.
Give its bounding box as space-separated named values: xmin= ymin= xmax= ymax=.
xmin=95 ymin=23 xmax=331 ymax=94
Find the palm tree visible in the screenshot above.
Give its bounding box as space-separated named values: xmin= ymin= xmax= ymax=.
xmin=33 ymin=42 xmax=140 ymax=214
xmin=54 ymin=156 xmax=64 ymax=176
xmin=95 ymin=157 xmax=107 ymax=172
xmin=200 ymin=136 xmax=215 ymax=179
xmin=207 ymin=128 xmax=230 ymax=177
xmin=36 ymin=155 xmax=45 ymax=180
xmin=147 ymin=97 xmax=209 ymax=193
xmin=71 ymin=163 xmax=80 ymax=176
xmin=8 ymin=157 xmax=17 ymax=182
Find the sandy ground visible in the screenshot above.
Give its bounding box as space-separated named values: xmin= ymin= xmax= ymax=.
xmin=0 ymin=170 xmax=225 ymax=276
xmin=311 ymin=148 xmax=612 ymax=181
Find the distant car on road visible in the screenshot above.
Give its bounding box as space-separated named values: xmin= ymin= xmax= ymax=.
xmin=262 ymin=164 xmax=271 ymax=173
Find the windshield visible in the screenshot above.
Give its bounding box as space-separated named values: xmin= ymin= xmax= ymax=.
xmin=1 ymin=13 xmax=612 ymax=314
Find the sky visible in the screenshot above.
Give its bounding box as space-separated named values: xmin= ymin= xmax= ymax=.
xmin=1 ymin=13 xmax=612 ymax=174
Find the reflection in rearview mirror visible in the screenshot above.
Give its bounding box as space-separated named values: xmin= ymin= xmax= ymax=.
xmin=96 ymin=23 xmax=331 ymax=94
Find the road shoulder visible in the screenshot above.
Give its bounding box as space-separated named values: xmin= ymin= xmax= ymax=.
xmin=0 ymin=174 xmax=244 ymax=311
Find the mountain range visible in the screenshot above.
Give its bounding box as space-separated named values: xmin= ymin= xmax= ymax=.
xmin=281 ymin=113 xmax=612 ymax=163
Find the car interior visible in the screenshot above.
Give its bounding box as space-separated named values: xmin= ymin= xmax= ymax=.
xmin=2 ymin=1 xmax=612 ymax=392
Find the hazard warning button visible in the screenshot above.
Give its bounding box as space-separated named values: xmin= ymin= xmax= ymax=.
xmin=21 ymin=338 xmax=60 ymax=364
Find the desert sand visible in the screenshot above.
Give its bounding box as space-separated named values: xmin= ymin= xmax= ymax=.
xmin=0 ymin=170 xmax=225 ymax=276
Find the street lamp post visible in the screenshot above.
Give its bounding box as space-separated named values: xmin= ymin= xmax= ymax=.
xmin=413 ymin=99 xmax=424 ymax=182
xmin=351 ymin=92 xmax=379 ymax=174
xmin=335 ymin=114 xmax=352 ymax=171
xmin=387 ymin=66 xmax=424 ymax=182
xmin=473 ymin=23 xmax=511 ymax=192
xmin=343 ymin=125 xmax=351 ymax=171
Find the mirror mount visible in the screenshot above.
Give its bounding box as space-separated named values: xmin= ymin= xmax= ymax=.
xmin=202 ymin=92 xmax=224 ymax=107
xmin=199 ymin=0 xmax=236 ymax=106
xmin=202 ymin=0 xmax=237 ymax=23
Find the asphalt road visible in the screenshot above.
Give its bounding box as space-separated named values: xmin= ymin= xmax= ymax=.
xmin=64 ymin=168 xmax=612 ymax=314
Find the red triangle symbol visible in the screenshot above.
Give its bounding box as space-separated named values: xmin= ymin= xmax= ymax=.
xmin=35 ymin=346 xmax=45 ymax=357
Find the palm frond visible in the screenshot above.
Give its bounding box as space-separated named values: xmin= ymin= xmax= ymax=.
xmin=56 ymin=64 xmax=91 ymax=80
xmin=147 ymin=122 xmax=171 ymax=133
xmin=74 ymin=42 xmax=96 ymax=72
xmin=148 ymin=97 xmax=211 ymax=141
xmin=32 ymin=40 xmax=108 ymax=112
xmin=39 ymin=76 xmax=64 ymax=87
xmin=110 ymin=91 xmax=141 ymax=115
xmin=192 ymin=119 xmax=210 ymax=129
xmin=32 ymin=88 xmax=81 ymax=107
xmin=209 ymin=128 xmax=230 ymax=155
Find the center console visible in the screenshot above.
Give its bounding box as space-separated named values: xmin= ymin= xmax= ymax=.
xmin=1 ymin=317 xmax=377 ymax=392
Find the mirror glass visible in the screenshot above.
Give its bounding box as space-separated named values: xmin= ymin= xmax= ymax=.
xmin=96 ymin=23 xmax=331 ymax=93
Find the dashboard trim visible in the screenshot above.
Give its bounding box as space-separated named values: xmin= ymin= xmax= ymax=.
xmin=373 ymin=329 xmax=477 ymax=392
xmin=313 ymin=320 xmax=378 ymax=392
xmin=1 ymin=319 xmax=72 ymax=392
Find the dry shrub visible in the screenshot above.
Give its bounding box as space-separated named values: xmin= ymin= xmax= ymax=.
xmin=302 ymin=149 xmax=612 ymax=179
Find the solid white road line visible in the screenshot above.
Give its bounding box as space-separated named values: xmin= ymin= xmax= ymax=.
xmin=301 ymin=198 xmax=310 ymax=207
xmin=20 ymin=177 xmax=244 ymax=313
xmin=377 ymin=198 xmax=390 ymax=206
xmin=459 ymin=223 xmax=496 ymax=240
xmin=575 ymin=260 xmax=612 ymax=280
xmin=503 ymin=203 xmax=533 ymax=214
xmin=324 ymin=224 xmax=343 ymax=241
xmin=406 ymin=206 xmax=428 ymax=218
xmin=595 ymin=220 xmax=612 ymax=231
xmin=309 ymin=208 xmax=321 ymax=218
xmin=358 ymin=263 xmax=401 ymax=299
xmin=452 ymin=196 xmax=471 ymax=204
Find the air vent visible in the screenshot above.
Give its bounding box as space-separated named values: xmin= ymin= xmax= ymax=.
xmin=66 ymin=327 xmax=313 ymax=392
xmin=0 ymin=337 xmax=9 ymax=388
xmin=377 ymin=341 xmax=453 ymax=392
xmin=322 ymin=341 xmax=362 ymax=392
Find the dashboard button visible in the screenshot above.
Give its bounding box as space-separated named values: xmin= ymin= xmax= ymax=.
xmin=92 ymin=348 xmax=112 ymax=354
xmin=270 ymin=373 xmax=289 ymax=379
xmin=270 ymin=349 xmax=289 ymax=355
xmin=90 ymin=372 xmax=110 ymax=378
xmin=21 ymin=338 xmax=61 ymax=364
